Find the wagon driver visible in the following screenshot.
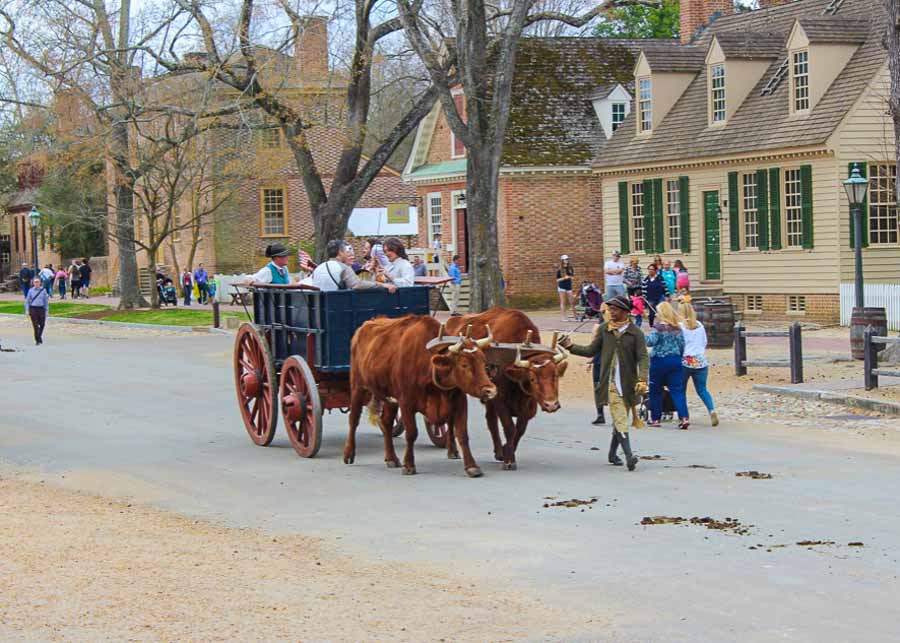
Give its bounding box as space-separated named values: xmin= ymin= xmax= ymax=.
xmin=250 ymin=243 xmax=294 ymax=284
xmin=560 ymin=294 xmax=649 ymax=471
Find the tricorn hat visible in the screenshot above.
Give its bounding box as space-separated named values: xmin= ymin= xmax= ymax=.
xmin=265 ymin=243 xmax=290 ymax=258
xmin=606 ymin=294 xmax=632 ymax=313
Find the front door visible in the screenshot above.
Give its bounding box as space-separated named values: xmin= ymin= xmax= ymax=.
xmin=703 ymin=190 xmax=721 ymax=281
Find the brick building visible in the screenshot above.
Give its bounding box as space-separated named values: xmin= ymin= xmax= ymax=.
xmin=116 ymin=17 xmax=416 ymax=282
xmin=593 ymin=0 xmax=896 ymax=324
xmin=2 ymin=162 xmax=61 ymax=279
xmin=402 ymin=38 xmax=669 ymax=305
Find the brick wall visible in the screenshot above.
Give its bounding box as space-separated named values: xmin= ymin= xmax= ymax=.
xmin=680 ymin=0 xmax=731 ymax=44
xmin=733 ymin=293 xmax=840 ymax=324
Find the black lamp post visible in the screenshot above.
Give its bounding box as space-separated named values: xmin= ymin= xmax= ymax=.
xmin=28 ymin=205 xmax=41 ymax=275
xmin=843 ymin=164 xmax=869 ymax=310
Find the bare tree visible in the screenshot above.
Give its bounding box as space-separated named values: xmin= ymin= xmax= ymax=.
xmin=398 ymin=0 xmax=652 ymax=311
xmin=886 ymin=0 xmax=900 ymax=204
xmin=142 ymin=0 xmax=447 ymax=261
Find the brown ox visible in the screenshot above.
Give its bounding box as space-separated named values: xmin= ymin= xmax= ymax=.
xmin=344 ymin=315 xmax=497 ymax=477
xmin=445 ymin=307 xmax=568 ymax=470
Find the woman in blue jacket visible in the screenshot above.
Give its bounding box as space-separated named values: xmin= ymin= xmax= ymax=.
xmin=645 ymin=301 xmax=690 ymax=429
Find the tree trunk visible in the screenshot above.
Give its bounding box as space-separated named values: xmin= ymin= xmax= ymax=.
xmin=465 ymin=148 xmax=507 ymax=312
xmin=887 ymin=0 xmax=900 ymax=205
xmin=147 ymin=254 xmax=159 ymax=308
xmin=110 ymin=120 xmax=147 ymax=309
xmin=311 ymin=200 xmax=354 ymax=263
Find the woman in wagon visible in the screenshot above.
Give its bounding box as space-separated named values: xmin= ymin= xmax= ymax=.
xmin=309 ymin=240 xmax=396 ymax=293
xmin=560 ymin=295 xmax=649 ymax=472
xmin=250 ymin=243 xmax=293 ymax=284
xmin=380 ymin=237 xmax=416 ymax=287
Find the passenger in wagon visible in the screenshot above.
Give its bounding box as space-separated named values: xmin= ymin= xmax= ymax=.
xmin=381 ymin=237 xmax=415 ymax=287
xmin=309 ymin=240 xmax=396 ymax=293
xmin=249 ymin=243 xmax=293 ymax=284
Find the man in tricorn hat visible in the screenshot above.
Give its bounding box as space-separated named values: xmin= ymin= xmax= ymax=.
xmin=250 ymin=243 xmax=293 ymax=284
xmin=560 ymin=295 xmax=648 ymax=471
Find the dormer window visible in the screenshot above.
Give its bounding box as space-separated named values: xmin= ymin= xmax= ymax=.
xmin=791 ymin=50 xmax=809 ymax=112
xmin=612 ymin=103 xmax=626 ymax=131
xmin=710 ymin=64 xmax=725 ymax=124
xmin=638 ymin=77 xmax=652 ymax=133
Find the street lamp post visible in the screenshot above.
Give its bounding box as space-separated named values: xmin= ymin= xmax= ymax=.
xmin=843 ymin=164 xmax=869 ymax=309
xmin=28 ymin=205 xmax=41 ymax=276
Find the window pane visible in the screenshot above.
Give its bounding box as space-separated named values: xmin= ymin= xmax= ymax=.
xmin=428 ymin=194 xmax=443 ymax=240
xmin=784 ymin=169 xmax=803 ymax=247
xmin=666 ymin=179 xmax=680 ymax=250
xmin=612 ymin=103 xmax=626 ymax=131
xmin=792 ymin=51 xmax=809 ymax=112
xmin=868 ymin=164 xmax=898 ymax=245
xmin=711 ymin=65 xmax=726 ymax=123
xmin=742 ymin=173 xmax=758 ymax=248
xmin=262 ymin=188 xmax=285 ymax=235
xmin=631 ymin=183 xmax=644 ymax=251
xmin=639 ymin=79 xmax=652 ymax=132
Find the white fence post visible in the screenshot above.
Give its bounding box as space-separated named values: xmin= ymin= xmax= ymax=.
xmin=840 ymin=283 xmax=900 ymax=331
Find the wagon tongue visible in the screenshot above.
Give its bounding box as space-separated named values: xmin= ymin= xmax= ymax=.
xmin=482 ymin=342 xmax=556 ymax=366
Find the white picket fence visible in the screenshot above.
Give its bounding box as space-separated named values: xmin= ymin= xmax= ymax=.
xmin=840 ymin=283 xmax=900 ymax=331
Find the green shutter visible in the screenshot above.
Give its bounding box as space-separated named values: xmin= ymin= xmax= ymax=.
xmin=642 ymin=178 xmax=655 ymax=253
xmin=800 ymin=164 xmax=814 ymax=249
xmin=679 ymin=176 xmax=690 ymax=252
xmin=728 ymin=171 xmax=740 ymax=251
xmin=653 ymin=178 xmax=665 ymax=253
xmin=848 ymin=163 xmax=868 ymax=248
xmin=756 ymin=169 xmax=770 ymax=251
xmin=618 ymin=181 xmax=630 ymax=254
xmin=768 ymin=167 xmax=782 ymax=250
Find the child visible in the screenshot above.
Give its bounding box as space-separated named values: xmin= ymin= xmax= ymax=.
xmin=630 ymin=294 xmax=645 ymax=327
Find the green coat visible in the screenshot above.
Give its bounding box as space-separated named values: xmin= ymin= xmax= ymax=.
xmin=569 ymin=323 xmax=649 ymax=407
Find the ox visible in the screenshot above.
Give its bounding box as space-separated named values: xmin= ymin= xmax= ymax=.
xmin=344 ymin=315 xmax=497 ymax=477
xmin=445 ymin=307 xmax=568 ymax=470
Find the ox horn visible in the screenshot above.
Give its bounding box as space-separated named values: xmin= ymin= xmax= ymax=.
xmin=514 ymin=346 xmax=531 ymax=369
xmin=448 ymin=337 xmax=464 ymax=354
xmin=475 ymin=324 xmax=494 ymax=348
xmin=465 ymin=324 xmax=473 ymax=339
xmin=550 ymin=331 xmax=558 ymax=350
xmin=553 ymin=344 xmax=570 ymax=364
xmin=523 ymin=329 xmax=533 ymax=347
xmin=437 ymin=322 xmax=445 ymax=340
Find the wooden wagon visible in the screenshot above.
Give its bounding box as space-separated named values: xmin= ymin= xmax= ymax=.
xmin=233 ymin=280 xmax=452 ymax=457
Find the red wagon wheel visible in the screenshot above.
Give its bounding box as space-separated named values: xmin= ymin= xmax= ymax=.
xmin=234 ymin=323 xmax=278 ymax=446
xmin=279 ymin=355 xmax=323 ymax=458
xmin=425 ymin=421 xmax=449 ymax=448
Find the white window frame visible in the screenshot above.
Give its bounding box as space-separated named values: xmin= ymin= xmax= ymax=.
xmin=638 ymin=77 xmax=652 ymax=133
xmin=710 ymin=64 xmax=726 ymax=124
xmin=611 ymin=102 xmax=626 ymax=131
xmin=867 ymin=163 xmax=898 ymax=246
xmin=665 ymin=178 xmax=681 ymax=251
xmin=791 ymin=50 xmax=809 ymax=113
xmin=741 ymin=173 xmax=759 ymax=249
xmin=630 ymin=182 xmax=645 ymax=252
xmin=783 ymin=168 xmax=803 ymax=248
xmin=426 ymin=192 xmax=443 ymax=246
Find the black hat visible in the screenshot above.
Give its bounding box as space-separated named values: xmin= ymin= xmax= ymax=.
xmin=265 ymin=243 xmax=290 ymax=258
xmin=606 ymin=294 xmax=632 ymax=313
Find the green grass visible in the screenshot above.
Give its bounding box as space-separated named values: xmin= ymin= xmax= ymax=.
xmin=101 ymin=308 xmax=243 ymax=327
xmin=89 ymin=285 xmax=112 ymax=295
xmin=0 ymin=301 xmax=111 ymax=318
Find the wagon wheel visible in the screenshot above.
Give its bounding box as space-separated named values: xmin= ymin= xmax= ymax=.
xmin=280 ymin=356 xmax=323 ymax=458
xmin=234 ymin=323 xmax=278 ymax=446
xmin=425 ymin=421 xmax=449 ymax=448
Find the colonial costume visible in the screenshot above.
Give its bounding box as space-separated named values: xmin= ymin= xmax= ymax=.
xmin=250 ymin=243 xmax=292 ymax=284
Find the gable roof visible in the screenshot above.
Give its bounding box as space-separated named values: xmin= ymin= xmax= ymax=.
xmin=639 ymin=44 xmax=707 ymax=72
xmin=594 ymin=0 xmax=885 ymax=170
xmin=798 ymin=17 xmax=869 ymax=43
xmin=713 ymin=32 xmax=784 ymax=59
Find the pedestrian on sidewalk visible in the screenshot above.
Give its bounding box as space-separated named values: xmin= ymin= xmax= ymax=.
xmin=413 ymin=255 xmax=427 ymax=277
xmin=556 ymin=255 xmax=576 ymax=320
xmin=674 ymin=259 xmax=690 ymax=292
xmin=39 ymin=264 xmax=55 ymax=297
xmin=645 ymin=302 xmax=690 ymax=430
xmin=54 ymin=266 xmax=68 ymax=299
xmin=206 ymin=273 xmax=218 ymax=303
xmin=181 ymin=269 xmax=193 ymax=306
xmin=79 ymin=259 xmax=92 ymax=298
xmin=630 ymin=292 xmax=645 ymax=328
xmin=69 ymin=261 xmax=82 ymax=299
xmin=18 ymin=263 xmax=34 ymax=298
xmin=603 ymin=250 xmax=625 ymax=300
xmin=562 ymin=295 xmax=649 ymax=471
xmin=448 ymin=255 xmax=463 ymax=316
xmin=660 ymin=261 xmax=677 ymax=298
xmin=623 ymin=257 xmax=642 ymax=296
xmin=194 ymin=264 xmax=209 ymax=304
xmin=25 ymin=277 xmax=49 ymax=345
xmin=641 ymin=263 xmax=667 ymax=326
xmin=678 ymin=302 xmax=718 ymax=427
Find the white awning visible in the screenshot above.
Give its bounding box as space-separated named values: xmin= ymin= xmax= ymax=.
xmin=347 ymin=206 xmax=418 ymax=237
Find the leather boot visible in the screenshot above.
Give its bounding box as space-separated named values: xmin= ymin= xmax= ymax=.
xmin=618 ymin=431 xmax=638 ymax=471
xmin=592 ymin=407 xmax=606 ymax=425
xmin=607 ymin=430 xmax=622 ymax=465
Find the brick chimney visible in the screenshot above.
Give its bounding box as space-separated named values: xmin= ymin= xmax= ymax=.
xmin=294 ymin=16 xmax=329 ymax=81
xmin=757 ymin=0 xmax=792 ymax=8
xmin=680 ymin=0 xmax=732 ymax=44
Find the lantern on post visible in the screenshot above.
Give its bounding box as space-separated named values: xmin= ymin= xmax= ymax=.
xmin=28 ymin=205 xmax=41 ymax=275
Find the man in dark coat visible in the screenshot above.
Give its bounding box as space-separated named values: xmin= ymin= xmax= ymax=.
xmin=19 ymin=263 xmax=34 ymax=297
xmin=561 ymin=295 xmax=649 ymax=471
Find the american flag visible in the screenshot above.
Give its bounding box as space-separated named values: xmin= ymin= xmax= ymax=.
xmin=298 ymin=250 xmax=317 ymax=272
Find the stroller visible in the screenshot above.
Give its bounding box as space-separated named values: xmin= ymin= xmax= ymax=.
xmin=576 ymin=282 xmax=604 ymax=321
xmin=158 ymin=278 xmax=178 ymax=306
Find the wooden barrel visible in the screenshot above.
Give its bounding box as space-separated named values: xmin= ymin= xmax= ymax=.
xmin=693 ymin=299 xmax=736 ymax=348
xmin=850 ymin=307 xmax=888 ymax=360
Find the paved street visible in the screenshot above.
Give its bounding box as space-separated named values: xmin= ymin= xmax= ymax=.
xmin=2 ymin=316 xmax=900 ymax=641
